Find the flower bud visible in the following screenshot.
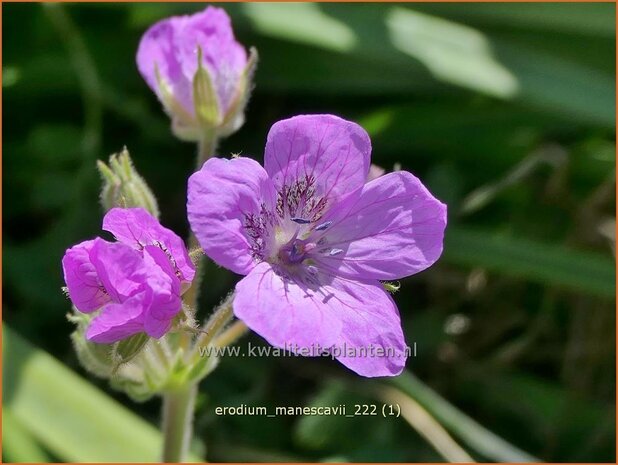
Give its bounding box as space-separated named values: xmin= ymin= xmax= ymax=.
xmin=137 ymin=6 xmax=256 ymax=142
xmin=68 ymin=309 xmax=151 ymax=373
xmin=68 ymin=309 xmax=167 ymax=401
xmin=97 ymin=148 xmax=159 ymax=217
xmin=68 ymin=310 xmax=115 ymax=378
xmin=69 ymin=306 xmax=221 ymax=400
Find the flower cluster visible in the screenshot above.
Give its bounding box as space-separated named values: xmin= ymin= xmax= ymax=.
xmin=62 ymin=208 xmax=194 ymax=343
xmin=62 ymin=6 xmax=447 ymax=380
xmin=187 ymin=114 xmax=447 ymax=376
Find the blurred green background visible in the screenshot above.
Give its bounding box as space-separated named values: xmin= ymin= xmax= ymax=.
xmin=3 ymin=2 xmax=616 ymax=462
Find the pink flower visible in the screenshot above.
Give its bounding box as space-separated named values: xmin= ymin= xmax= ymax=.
xmin=62 ymin=208 xmax=195 ymax=343
xmin=136 ymin=6 xmax=255 ymax=140
xmin=187 ymin=115 xmax=447 ymax=377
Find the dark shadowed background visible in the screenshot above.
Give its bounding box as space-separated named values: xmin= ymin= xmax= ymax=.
xmin=3 ymin=2 xmax=616 ymax=462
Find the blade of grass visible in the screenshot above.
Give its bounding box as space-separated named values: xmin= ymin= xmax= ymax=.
xmin=444 ymin=226 xmax=615 ymax=298
xmin=388 ymin=372 xmax=539 ymax=462
xmin=2 ymin=408 xmax=50 ymax=463
xmin=377 ymin=385 xmax=475 ymax=462
xmin=3 ymin=326 xmax=200 ymax=462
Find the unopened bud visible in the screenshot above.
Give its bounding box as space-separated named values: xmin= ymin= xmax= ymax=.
xmin=97 ymin=148 xmax=159 ymax=217
xmin=136 ymin=7 xmax=256 ymax=142
xmin=68 ymin=311 xmax=114 ymax=378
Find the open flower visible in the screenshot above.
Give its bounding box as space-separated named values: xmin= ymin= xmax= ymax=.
xmin=62 ymin=208 xmax=195 ymax=343
xmin=188 ymin=115 xmax=446 ymax=377
xmin=137 ymin=6 xmax=256 ymax=141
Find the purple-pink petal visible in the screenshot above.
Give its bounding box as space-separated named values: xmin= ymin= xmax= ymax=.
xmin=102 ymin=207 xmax=195 ymax=284
xmin=136 ymin=16 xmax=194 ymax=115
xmin=188 ymin=157 xmax=277 ymax=275
xmin=143 ymin=245 xmax=181 ymax=295
xmin=143 ymin=312 xmax=174 ymax=340
xmin=233 ymin=263 xmax=407 ymax=377
xmin=142 ymin=246 xmax=181 ymax=321
xmin=175 ymin=6 xmax=247 ymax=115
xmin=86 ymin=293 xmax=147 ymax=343
xmin=89 ymin=239 xmax=147 ymax=303
xmin=315 ymin=171 xmax=447 ymax=280
xmin=264 ymin=115 xmax=371 ymax=212
xmin=328 ymin=277 xmax=407 ymax=377
xmin=62 ymin=239 xmax=110 ymax=313
xmin=233 ymin=262 xmax=343 ymax=348
xmin=139 ymin=286 xmax=178 ymax=339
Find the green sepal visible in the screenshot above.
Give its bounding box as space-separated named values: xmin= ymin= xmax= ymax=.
xmin=182 ymin=352 xmax=219 ymax=386
xmin=97 ymin=148 xmax=160 ymax=217
xmin=219 ymin=47 xmax=258 ymax=136
xmin=193 ymin=46 xmax=221 ymax=127
xmin=68 ymin=310 xmax=115 ymax=379
xmin=110 ymin=374 xmax=155 ymax=403
xmin=112 ymin=332 xmax=150 ymax=368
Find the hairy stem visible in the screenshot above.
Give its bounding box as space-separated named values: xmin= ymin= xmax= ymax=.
xmin=161 ymin=133 xmax=218 ymax=462
xmin=161 ymin=384 xmax=197 ymax=462
xmin=181 ymin=132 xmax=218 ymax=349
xmin=196 ymin=131 xmax=218 ymax=169
xmin=182 ymin=133 xmax=218 ymax=320
xmin=193 ymin=294 xmax=235 ymax=357
xmin=214 ymin=320 xmax=248 ymax=348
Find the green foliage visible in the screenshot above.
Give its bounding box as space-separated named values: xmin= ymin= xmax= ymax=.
xmin=3 ymin=326 xmax=200 ymax=462
xmin=3 ymin=3 xmax=615 ymax=462
xmin=444 ymin=227 xmax=615 ymax=298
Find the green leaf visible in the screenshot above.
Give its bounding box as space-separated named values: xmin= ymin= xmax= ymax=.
xmin=240 ymin=4 xmax=614 ymax=125
xmin=243 ymin=3 xmax=357 ymax=53
xmin=492 ymin=39 xmax=615 ymax=127
xmin=452 ymin=365 xmax=616 ymax=461
xmin=386 ymin=7 xmax=518 ymax=99
xmin=443 ymin=227 xmax=616 ymax=298
xmin=389 ymin=372 xmax=539 ymax=462
xmin=3 ymin=326 xmax=201 ymax=462
xmin=2 ymin=409 xmax=50 ymax=462
xmin=408 ymin=3 xmax=615 ymax=38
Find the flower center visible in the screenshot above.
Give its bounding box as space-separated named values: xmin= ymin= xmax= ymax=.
xmin=278 ymin=238 xmax=316 ymax=265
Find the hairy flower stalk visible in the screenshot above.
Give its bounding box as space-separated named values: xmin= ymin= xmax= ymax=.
xmin=134 ymin=6 xmax=257 ymax=461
